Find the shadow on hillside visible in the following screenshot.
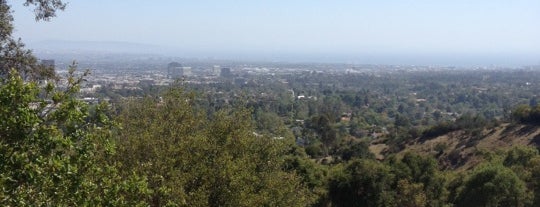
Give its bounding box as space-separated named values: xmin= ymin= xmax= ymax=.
xmin=517 ymin=125 xmax=538 ymax=136
xmin=529 ymin=134 xmax=540 ymax=147
xmin=501 ymin=124 xmax=538 ymax=139
xmin=501 ymin=124 xmax=518 ymax=136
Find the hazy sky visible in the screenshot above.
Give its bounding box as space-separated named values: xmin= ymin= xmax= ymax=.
xmin=8 ymin=0 xmax=540 ymax=65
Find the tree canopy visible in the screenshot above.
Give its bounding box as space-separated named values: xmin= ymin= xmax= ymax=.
xmin=3 ymin=0 xmax=540 ymax=206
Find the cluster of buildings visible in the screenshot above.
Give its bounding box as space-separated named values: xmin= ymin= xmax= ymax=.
xmin=65 ymin=61 xmax=244 ymax=96
xmin=167 ymin=62 xmax=232 ymax=79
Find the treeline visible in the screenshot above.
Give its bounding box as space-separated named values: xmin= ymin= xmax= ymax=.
xmin=0 ymin=69 xmax=316 ymax=206
xmin=4 ymin=1 xmax=540 ymax=205
xmin=3 ymin=70 xmax=540 ymax=206
xmin=513 ymin=105 xmax=540 ymax=125
xmin=421 ymin=113 xmax=495 ymax=140
xmin=327 ymin=147 xmax=540 ymax=207
xmin=150 ymin=67 xmax=540 ymax=160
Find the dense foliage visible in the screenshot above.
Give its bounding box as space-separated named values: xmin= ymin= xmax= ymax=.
xmin=0 ymin=69 xmax=149 ymax=206
xmin=114 ymin=88 xmax=316 ymax=206
xmin=512 ymin=105 xmax=540 ymax=125
xmin=3 ymin=1 xmax=540 ymax=206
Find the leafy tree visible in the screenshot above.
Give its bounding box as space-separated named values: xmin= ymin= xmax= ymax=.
xmin=338 ymin=139 xmax=374 ymax=161
xmin=512 ymin=105 xmax=532 ymax=122
xmin=115 ymin=88 xmax=317 ymax=206
xmin=503 ymin=147 xmax=540 ymax=207
xmin=1 ymin=0 xmax=65 ymax=80
xmin=389 ymin=153 xmax=447 ymax=206
xmin=253 ymin=109 xmax=294 ymax=139
xmin=283 ymin=148 xmax=330 ymax=206
xmin=307 ymin=115 xmax=337 ymax=155
xmin=1 ymin=1 xmax=151 ymax=205
xmin=304 ymin=142 xmax=325 ymax=158
xmin=530 ymin=156 xmax=540 ymax=206
xmin=511 ymin=105 xmax=540 ymax=125
xmin=328 ymin=159 xmax=395 ymax=207
xmin=395 ymin=179 xmax=427 ymax=207
xmin=504 ymin=146 xmax=539 ymax=167
xmin=22 ymin=0 xmax=66 ymax=21
xmin=0 ymin=68 xmax=149 ymax=206
xmin=455 ymin=164 xmax=531 ymax=207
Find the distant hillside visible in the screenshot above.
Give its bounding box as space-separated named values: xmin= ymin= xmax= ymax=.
xmin=371 ymin=123 xmax=540 ymax=170
xmin=28 ymin=40 xmax=174 ymax=55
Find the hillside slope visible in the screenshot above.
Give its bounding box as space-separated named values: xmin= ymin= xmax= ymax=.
xmin=371 ymin=123 xmax=540 ymax=170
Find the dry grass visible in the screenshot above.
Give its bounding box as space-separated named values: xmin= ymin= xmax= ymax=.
xmin=371 ymin=123 xmax=540 ymax=170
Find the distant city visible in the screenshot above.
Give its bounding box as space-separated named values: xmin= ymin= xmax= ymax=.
xmin=35 ymin=50 xmax=539 ymax=105
xmin=29 ymin=40 xmax=540 ymax=68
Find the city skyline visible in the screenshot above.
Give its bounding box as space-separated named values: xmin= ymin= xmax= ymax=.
xmin=9 ymin=0 xmax=540 ymax=66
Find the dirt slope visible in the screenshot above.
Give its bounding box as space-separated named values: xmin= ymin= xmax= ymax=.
xmin=370 ymin=123 xmax=540 ymax=170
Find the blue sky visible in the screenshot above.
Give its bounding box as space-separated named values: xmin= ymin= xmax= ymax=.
xmin=8 ymin=0 xmax=540 ymax=65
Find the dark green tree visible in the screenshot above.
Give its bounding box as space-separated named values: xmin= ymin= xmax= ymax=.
xmin=0 ymin=68 xmax=150 ymax=206
xmin=115 ymin=88 xmax=317 ymax=206
xmin=394 ymin=153 xmax=447 ymax=207
xmin=1 ymin=0 xmax=65 ymax=80
xmin=328 ymin=159 xmax=395 ymax=207
xmin=1 ymin=2 xmax=151 ymax=205
xmin=455 ymin=164 xmax=531 ymax=207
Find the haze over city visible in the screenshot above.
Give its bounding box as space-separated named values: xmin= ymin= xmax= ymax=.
xmin=9 ymin=0 xmax=540 ymax=66
xmin=5 ymin=1 xmax=540 ymax=206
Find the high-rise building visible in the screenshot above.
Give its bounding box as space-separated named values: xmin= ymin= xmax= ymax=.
xmin=167 ymin=62 xmax=192 ymax=79
xmin=220 ymin=67 xmax=232 ymax=78
xmin=212 ymin=65 xmax=221 ymax=76
xmin=182 ymin=66 xmax=192 ymax=76
xmin=167 ymin=62 xmax=182 ymax=79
